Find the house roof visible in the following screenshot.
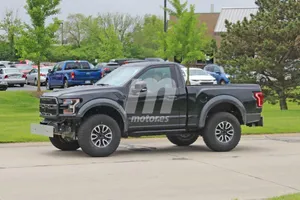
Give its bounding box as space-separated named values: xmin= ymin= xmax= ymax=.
xmin=214 ymin=7 xmax=258 ymax=33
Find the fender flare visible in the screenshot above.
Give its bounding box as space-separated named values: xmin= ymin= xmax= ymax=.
xmin=77 ymin=99 xmax=128 ymax=132
xmin=198 ymin=95 xmax=246 ymax=128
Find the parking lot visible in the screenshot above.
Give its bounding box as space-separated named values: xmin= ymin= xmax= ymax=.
xmin=1 ymin=134 xmax=300 ymax=200
xmin=6 ymin=84 xmax=46 ymax=91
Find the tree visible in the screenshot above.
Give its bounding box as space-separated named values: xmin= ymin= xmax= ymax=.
xmin=217 ymin=0 xmax=300 ymax=110
xmin=159 ymin=2 xmax=210 ymax=84
xmin=0 ymin=9 xmax=21 ymax=60
xmin=63 ymin=14 xmax=87 ymax=47
xmin=131 ymin=15 xmax=164 ymax=58
xmin=164 ymin=0 xmax=188 ymax=18
xmin=15 ymin=0 xmax=61 ymax=93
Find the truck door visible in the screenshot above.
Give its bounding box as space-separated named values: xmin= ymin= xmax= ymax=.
xmin=126 ymin=64 xmax=181 ymax=131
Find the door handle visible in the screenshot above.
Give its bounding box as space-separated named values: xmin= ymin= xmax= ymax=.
xmin=166 ymin=95 xmax=177 ymax=100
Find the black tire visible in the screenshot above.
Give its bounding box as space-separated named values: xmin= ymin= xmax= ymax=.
xmin=49 ymin=135 xmax=80 ymax=151
xmin=77 ymin=114 xmax=121 ymax=157
xmin=167 ymin=134 xmax=199 ymax=146
xmin=203 ymin=112 xmax=241 ymax=152
xmin=46 ymin=79 xmax=53 ymax=90
xmin=19 ymin=84 xmax=24 ymax=87
xmin=220 ymin=80 xmax=226 ymax=85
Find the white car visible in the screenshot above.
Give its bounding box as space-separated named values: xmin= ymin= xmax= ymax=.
xmin=181 ymin=67 xmax=217 ymax=85
xmin=26 ymin=67 xmax=52 ymax=86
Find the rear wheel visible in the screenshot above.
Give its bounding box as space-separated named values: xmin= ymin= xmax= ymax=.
xmin=49 ymin=135 xmax=80 ymax=151
xmin=77 ymin=114 xmax=121 ymax=157
xmin=220 ymin=80 xmax=226 ymax=85
xmin=19 ymin=84 xmax=24 ymax=87
xmin=203 ymin=112 xmax=241 ymax=152
xmin=167 ymin=134 xmax=199 ymax=146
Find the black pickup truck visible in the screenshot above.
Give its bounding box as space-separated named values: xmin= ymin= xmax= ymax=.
xmin=31 ymin=62 xmax=264 ymax=157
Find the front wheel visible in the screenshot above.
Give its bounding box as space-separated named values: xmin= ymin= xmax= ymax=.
xmin=77 ymin=114 xmax=121 ymax=157
xmin=19 ymin=84 xmax=24 ymax=87
xmin=203 ymin=112 xmax=241 ymax=152
xmin=46 ymin=79 xmax=53 ymax=90
xmin=49 ymin=135 xmax=80 ymax=151
xmin=167 ymin=134 xmax=199 ymax=146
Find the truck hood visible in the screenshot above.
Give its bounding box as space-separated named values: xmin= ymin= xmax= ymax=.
xmin=42 ymin=85 xmax=119 ymax=98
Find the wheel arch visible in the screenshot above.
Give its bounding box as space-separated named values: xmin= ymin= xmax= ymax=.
xmin=77 ymin=99 xmax=128 ymax=136
xmin=198 ymin=95 xmax=246 ymax=128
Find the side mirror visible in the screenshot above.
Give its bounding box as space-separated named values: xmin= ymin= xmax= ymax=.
xmin=131 ymin=80 xmax=147 ymax=94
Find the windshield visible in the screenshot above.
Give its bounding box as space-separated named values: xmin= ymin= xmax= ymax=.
xmin=41 ymin=68 xmax=51 ymax=73
xmin=16 ymin=65 xmax=32 ymax=70
xmin=190 ymin=69 xmax=208 ymax=76
xmin=4 ymin=68 xmax=20 ymax=74
xmin=96 ymin=66 xmax=143 ymax=86
xmin=219 ymin=66 xmax=226 ymax=73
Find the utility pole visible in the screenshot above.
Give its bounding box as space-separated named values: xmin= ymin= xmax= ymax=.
xmin=164 ymin=0 xmax=167 ymax=61
xmin=164 ymin=0 xmax=167 ymax=32
xmin=61 ymin=22 xmax=64 ymax=45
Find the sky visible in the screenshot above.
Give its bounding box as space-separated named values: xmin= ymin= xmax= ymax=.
xmin=0 ymin=0 xmax=257 ymax=22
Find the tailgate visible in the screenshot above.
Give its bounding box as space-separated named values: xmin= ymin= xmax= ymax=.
xmin=73 ymin=69 xmax=101 ymax=80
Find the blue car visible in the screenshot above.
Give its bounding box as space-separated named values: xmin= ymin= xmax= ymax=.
xmin=203 ymin=64 xmax=230 ymax=85
xmin=46 ymin=60 xmax=103 ymax=90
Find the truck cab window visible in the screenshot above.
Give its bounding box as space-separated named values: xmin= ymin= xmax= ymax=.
xmin=138 ymin=66 xmax=175 ymax=91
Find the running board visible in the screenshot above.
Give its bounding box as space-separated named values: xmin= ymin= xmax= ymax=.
xmin=128 ymin=129 xmax=199 ymax=137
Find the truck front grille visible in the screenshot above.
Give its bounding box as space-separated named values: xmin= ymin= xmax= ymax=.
xmin=40 ymin=97 xmax=58 ymax=116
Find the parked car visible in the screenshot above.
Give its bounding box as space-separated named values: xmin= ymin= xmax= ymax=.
xmin=145 ymin=58 xmax=165 ymax=62
xmin=0 ymin=68 xmax=25 ymax=87
xmin=0 ymin=81 xmax=8 ymax=91
xmin=95 ymin=62 xmax=120 ymax=75
xmin=31 ymin=62 xmax=264 ymax=157
xmin=15 ymin=64 xmax=33 ymax=78
xmin=46 ymin=60 xmax=103 ymax=90
xmin=109 ymin=58 xmax=140 ymax=65
xmin=204 ymin=64 xmax=230 ymax=85
xmin=181 ymin=67 xmax=217 ymax=85
xmin=26 ymin=67 xmax=52 ymax=86
xmin=123 ymin=59 xmax=147 ymax=64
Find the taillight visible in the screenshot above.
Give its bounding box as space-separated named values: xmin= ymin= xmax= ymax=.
xmin=22 ymin=74 xmax=26 ymax=78
xmin=104 ymin=68 xmax=109 ymax=71
xmin=40 ymin=73 xmax=46 ymax=76
xmin=254 ymin=92 xmax=264 ymax=107
xmin=71 ymin=72 xmax=75 ymax=79
xmin=4 ymin=75 xmax=8 ymax=79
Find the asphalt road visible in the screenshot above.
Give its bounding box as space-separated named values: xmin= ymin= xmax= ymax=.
xmin=1 ymin=135 xmax=300 ymax=200
xmin=6 ymin=84 xmax=47 ymax=91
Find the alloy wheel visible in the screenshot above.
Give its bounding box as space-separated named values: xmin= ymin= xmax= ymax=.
xmin=215 ymin=121 xmax=234 ymax=143
xmin=90 ymin=124 xmax=113 ymax=148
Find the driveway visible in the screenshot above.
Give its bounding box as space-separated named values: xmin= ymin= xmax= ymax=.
xmin=1 ymin=134 xmax=300 ymax=200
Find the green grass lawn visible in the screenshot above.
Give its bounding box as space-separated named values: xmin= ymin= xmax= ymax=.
xmin=0 ymin=91 xmax=300 ymax=143
xmin=269 ymin=193 xmax=300 ymax=200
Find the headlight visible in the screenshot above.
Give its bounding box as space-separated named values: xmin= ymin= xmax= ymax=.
xmin=62 ymin=99 xmax=80 ymax=114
